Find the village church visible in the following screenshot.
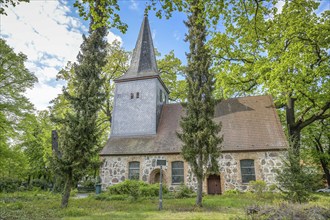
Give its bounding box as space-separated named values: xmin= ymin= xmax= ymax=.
xmin=100 ymin=15 xmax=287 ymax=194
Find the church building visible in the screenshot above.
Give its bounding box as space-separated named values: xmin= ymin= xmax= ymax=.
xmin=99 ymin=15 xmax=287 ymax=194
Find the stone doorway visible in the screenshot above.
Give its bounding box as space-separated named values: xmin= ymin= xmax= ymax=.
xmin=207 ymin=174 xmax=221 ymax=194
xmin=149 ymin=168 xmax=166 ymax=184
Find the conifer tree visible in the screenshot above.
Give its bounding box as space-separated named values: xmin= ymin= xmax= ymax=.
xmin=54 ymin=1 xmax=107 ymax=208
xmin=178 ymin=0 xmax=222 ymax=207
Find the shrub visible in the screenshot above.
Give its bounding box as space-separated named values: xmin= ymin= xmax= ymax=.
xmin=249 ymin=180 xmax=267 ymax=196
xmin=276 ymin=147 xmax=322 ymax=203
xmin=71 ymin=188 xmax=78 ymax=197
xmin=79 ymin=178 xmax=95 ymax=188
xmin=30 ymin=179 xmax=48 ymax=190
xmin=140 ymin=184 xmax=158 ymax=197
xmin=107 ymin=180 xmax=168 ymax=200
xmin=224 ymin=189 xmax=240 ymax=195
xmin=0 ymin=178 xmax=22 ymax=192
xmin=268 ymin=184 xmax=277 ymax=192
xmin=108 ymin=180 xmax=146 ymax=195
xmin=174 ymin=183 xmax=194 ymax=198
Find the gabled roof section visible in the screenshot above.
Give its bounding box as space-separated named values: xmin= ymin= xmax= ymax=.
xmin=100 ymin=95 xmax=288 ymax=156
xmin=116 ymin=15 xmax=158 ymax=81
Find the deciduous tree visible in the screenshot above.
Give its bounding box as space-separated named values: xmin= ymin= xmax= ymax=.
xmin=210 ymin=0 xmax=330 ymax=154
xmin=158 ymin=50 xmax=187 ymax=102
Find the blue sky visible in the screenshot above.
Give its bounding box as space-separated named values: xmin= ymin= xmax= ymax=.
xmin=1 ymin=0 xmax=329 ymax=110
xmin=1 ymin=0 xmax=189 ymax=110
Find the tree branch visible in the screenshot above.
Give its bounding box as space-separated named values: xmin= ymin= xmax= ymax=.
xmin=297 ymin=102 xmax=330 ymax=130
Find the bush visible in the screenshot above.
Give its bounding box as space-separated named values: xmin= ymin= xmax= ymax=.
xmin=249 ymin=180 xmax=267 ymax=196
xmin=71 ymin=188 xmax=78 ymax=197
xmin=0 ymin=178 xmax=22 ymax=192
xmin=30 ymin=179 xmax=48 ymax=190
xmin=174 ymin=183 xmax=194 ymax=198
xmin=107 ymin=180 xmax=168 ymax=200
xmin=108 ymin=180 xmax=146 ymax=195
xmin=224 ymin=189 xmax=240 ymax=195
xmin=80 ymin=179 xmax=95 ymax=188
xmin=276 ymin=147 xmax=322 ymax=203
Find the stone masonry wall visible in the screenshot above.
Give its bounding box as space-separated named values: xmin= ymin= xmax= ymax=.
xmin=100 ymin=150 xmax=285 ymax=193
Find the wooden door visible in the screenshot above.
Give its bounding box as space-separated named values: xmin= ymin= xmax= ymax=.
xmin=207 ymin=175 xmax=221 ymax=194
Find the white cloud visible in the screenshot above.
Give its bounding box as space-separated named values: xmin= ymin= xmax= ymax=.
xmin=106 ymin=31 xmax=122 ymax=45
xmin=275 ymin=1 xmax=285 ymax=14
xmin=1 ymin=1 xmax=122 ymax=110
xmin=129 ymin=0 xmax=139 ymax=11
xmin=26 ymin=83 xmax=63 ymax=110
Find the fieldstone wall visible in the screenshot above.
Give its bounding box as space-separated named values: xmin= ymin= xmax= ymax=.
xmin=100 ymin=154 xmax=186 ymax=190
xmin=100 ymin=150 xmax=285 ymax=192
xmin=218 ymin=151 xmax=285 ymax=192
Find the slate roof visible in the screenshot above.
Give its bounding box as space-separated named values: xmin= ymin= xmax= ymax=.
xmin=116 ymin=15 xmax=158 ymax=81
xmin=100 ymin=95 xmax=288 ymax=156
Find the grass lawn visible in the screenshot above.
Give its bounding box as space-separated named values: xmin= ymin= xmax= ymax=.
xmin=0 ymin=191 xmax=329 ymax=220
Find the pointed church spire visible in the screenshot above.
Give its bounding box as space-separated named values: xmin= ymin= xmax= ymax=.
xmin=117 ymin=14 xmax=158 ymax=81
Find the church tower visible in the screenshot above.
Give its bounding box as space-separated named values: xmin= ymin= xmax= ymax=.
xmin=111 ymin=15 xmax=169 ymax=137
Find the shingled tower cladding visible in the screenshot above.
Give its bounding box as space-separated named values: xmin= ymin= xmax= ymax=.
xmin=111 ymin=15 xmax=169 ymax=137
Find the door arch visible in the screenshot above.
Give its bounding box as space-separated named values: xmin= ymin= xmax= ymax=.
xmin=207 ymin=174 xmax=221 ymax=194
xmin=149 ymin=168 xmax=166 ymax=184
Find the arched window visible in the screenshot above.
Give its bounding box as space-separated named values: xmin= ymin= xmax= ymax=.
xmin=240 ymin=159 xmax=256 ymax=184
xmin=128 ymin=161 xmax=140 ymax=180
xmin=172 ymin=161 xmax=184 ymax=184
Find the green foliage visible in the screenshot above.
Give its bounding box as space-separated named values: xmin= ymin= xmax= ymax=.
xmin=108 ymin=180 xmax=168 ymax=200
xmin=249 ymin=180 xmax=267 ymax=197
xmin=210 ymin=0 xmax=330 ymax=152
xmin=224 ymin=189 xmax=240 ymax=195
xmin=302 ymin=119 xmax=330 ymax=187
xmin=30 ymin=179 xmax=48 ymax=190
xmin=79 ymin=178 xmax=96 ymax=188
xmin=17 ymin=111 xmax=54 ymax=182
xmin=146 ymin=0 xmax=224 ymax=28
xmin=108 ymin=180 xmax=143 ymax=195
xmin=0 ymin=178 xmax=22 ymax=193
xmin=177 ymin=0 xmax=223 ymax=206
xmin=73 ymin=0 xmax=127 ymax=32
xmin=1 ymin=191 xmax=330 ymax=219
xmin=140 ymin=184 xmax=159 ymax=197
xmin=51 ymin=2 xmax=109 ymax=207
xmin=276 ymin=147 xmax=322 ymax=203
xmin=94 ymin=194 xmax=127 ymax=201
xmin=174 ymin=183 xmax=194 ymax=198
xmin=157 ymin=50 xmax=187 ymax=102
xmin=0 ymin=39 xmax=37 ymax=181
xmin=0 ymin=0 xmax=29 ymax=15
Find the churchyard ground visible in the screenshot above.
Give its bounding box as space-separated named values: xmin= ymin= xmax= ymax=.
xmin=1 ymin=190 xmax=329 ymax=220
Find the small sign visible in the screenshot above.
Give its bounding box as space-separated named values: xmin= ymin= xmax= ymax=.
xmin=157 ymin=159 xmax=166 ymax=166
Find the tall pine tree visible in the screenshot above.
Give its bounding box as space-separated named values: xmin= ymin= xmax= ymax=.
xmin=54 ymin=1 xmax=107 ymax=208
xmin=178 ymin=0 xmax=222 ymax=207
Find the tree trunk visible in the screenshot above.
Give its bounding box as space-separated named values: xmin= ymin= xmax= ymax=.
xmin=315 ymin=139 xmax=330 ymax=188
xmin=321 ymin=162 xmax=330 ymax=188
xmin=61 ymin=169 xmax=72 ymax=208
xmin=196 ymin=176 xmax=203 ymax=207
xmin=286 ymin=97 xmax=301 ymax=154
